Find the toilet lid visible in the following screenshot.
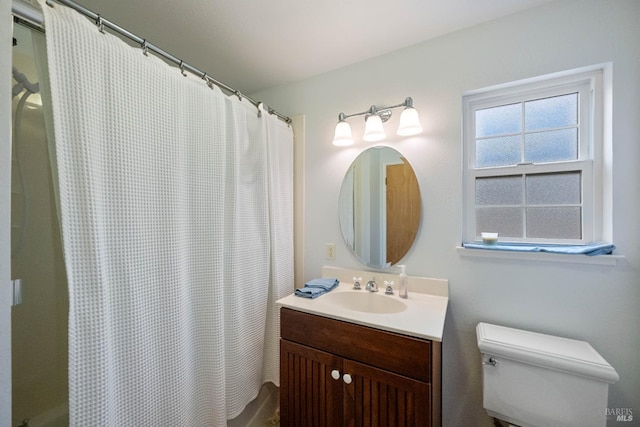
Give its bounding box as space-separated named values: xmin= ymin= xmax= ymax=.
xmin=476 ymin=322 xmax=619 ymax=383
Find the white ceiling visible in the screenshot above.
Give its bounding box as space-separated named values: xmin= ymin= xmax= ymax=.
xmin=66 ymin=0 xmax=555 ymax=94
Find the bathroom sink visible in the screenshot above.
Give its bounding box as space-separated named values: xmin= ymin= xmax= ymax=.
xmin=322 ymin=291 xmax=407 ymax=314
xmin=277 ymin=275 xmax=449 ymax=341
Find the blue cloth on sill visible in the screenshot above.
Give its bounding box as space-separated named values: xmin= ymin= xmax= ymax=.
xmin=294 ymin=278 xmax=339 ymax=299
xmin=463 ymin=242 xmax=615 ymax=256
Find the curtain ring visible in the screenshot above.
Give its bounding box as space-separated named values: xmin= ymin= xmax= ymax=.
xmin=234 ymin=90 xmax=242 ymax=101
xmin=202 ymin=73 xmax=215 ymax=90
xmin=96 ymin=15 xmax=105 ymax=34
xmin=257 ymin=102 xmax=264 ymax=118
xmin=179 ymin=61 xmax=187 ymax=77
xmin=141 ymin=40 xmax=149 ymax=56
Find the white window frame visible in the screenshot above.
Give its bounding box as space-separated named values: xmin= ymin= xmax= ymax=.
xmin=462 ymin=65 xmax=612 ymax=246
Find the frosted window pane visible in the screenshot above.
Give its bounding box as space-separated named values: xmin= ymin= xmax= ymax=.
xmin=476 ymin=176 xmax=522 ymax=206
xmin=476 ymin=207 xmax=523 ymax=238
xmin=476 ymin=103 xmax=521 ymax=137
xmin=524 ymin=129 xmax=578 ymax=163
xmin=526 ymin=172 xmax=581 ymax=205
xmin=527 ymin=207 xmax=581 ymax=239
xmin=525 ymin=93 xmax=578 ymax=131
xmin=476 ymin=135 xmax=521 ymax=167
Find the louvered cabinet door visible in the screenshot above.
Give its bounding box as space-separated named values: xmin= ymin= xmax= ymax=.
xmin=280 ymin=340 xmax=344 ymax=427
xmin=343 ymin=359 xmax=431 ymax=427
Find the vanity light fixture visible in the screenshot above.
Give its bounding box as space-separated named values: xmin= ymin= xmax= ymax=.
xmin=332 ymin=97 xmax=422 ymax=146
xmin=363 ymin=114 xmax=386 ymax=142
xmin=333 ymin=114 xmax=354 ymax=147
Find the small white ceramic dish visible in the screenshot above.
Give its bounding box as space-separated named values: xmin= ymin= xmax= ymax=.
xmin=482 ymin=232 xmax=499 ymax=245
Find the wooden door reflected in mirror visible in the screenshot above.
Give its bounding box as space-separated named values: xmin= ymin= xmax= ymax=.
xmin=386 ymin=161 xmax=421 ymax=265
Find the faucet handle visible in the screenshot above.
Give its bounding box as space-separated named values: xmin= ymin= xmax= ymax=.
xmin=384 ymin=280 xmax=394 ymax=295
xmin=352 ymin=276 xmax=362 ymax=290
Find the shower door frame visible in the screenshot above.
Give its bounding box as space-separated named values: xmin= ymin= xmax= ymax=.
xmin=2 ymin=0 xmax=15 ymax=425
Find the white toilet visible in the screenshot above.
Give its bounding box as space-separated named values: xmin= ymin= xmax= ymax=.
xmin=476 ymin=322 xmax=619 ymax=427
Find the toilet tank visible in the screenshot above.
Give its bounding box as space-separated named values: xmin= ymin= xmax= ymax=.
xmin=476 ymin=323 xmax=619 ymax=427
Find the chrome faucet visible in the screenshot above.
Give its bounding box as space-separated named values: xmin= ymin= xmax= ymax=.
xmin=365 ymin=277 xmax=378 ymax=292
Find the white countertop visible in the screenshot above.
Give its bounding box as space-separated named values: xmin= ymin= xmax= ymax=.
xmin=276 ymin=279 xmax=449 ymax=342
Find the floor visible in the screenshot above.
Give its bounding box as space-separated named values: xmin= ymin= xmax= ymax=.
xmin=264 ymin=409 xmax=280 ymax=426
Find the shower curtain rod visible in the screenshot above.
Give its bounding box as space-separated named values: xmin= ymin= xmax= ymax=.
xmin=11 ymin=0 xmax=292 ymax=125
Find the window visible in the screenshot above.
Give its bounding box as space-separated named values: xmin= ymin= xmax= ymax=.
xmin=463 ymin=66 xmax=610 ymax=245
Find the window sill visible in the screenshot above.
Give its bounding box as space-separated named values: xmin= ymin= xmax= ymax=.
xmin=456 ymin=246 xmax=623 ymax=266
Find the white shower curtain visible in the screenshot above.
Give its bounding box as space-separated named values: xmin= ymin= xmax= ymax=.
xmin=41 ymin=2 xmax=293 ymax=426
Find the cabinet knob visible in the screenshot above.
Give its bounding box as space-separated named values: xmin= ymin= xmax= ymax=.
xmin=342 ymin=373 xmax=352 ymax=384
xmin=331 ymin=369 xmax=340 ymax=380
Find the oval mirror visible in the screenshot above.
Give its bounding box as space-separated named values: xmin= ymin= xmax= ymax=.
xmin=338 ymin=146 xmax=421 ymax=269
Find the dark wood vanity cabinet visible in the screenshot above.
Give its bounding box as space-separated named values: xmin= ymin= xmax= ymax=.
xmin=280 ymin=308 xmax=441 ymax=427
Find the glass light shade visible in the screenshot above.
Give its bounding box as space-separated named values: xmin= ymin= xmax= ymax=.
xmin=363 ymin=114 xmax=386 ymax=141
xmin=397 ymin=107 xmax=423 ymax=136
xmin=333 ymin=121 xmax=354 ymax=146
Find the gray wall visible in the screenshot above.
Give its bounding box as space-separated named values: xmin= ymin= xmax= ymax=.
xmin=253 ymin=1 xmax=640 ymax=425
xmin=1 ymin=0 xmax=14 ymax=424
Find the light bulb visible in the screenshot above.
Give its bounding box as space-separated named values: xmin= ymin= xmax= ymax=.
xmin=363 ymin=114 xmax=386 ymax=142
xmin=333 ymin=120 xmax=354 ymax=146
xmin=397 ymin=107 xmax=422 ymax=136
